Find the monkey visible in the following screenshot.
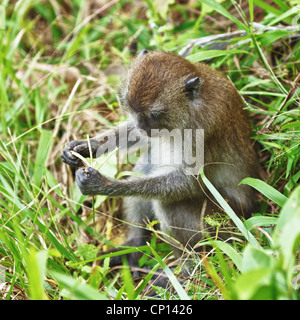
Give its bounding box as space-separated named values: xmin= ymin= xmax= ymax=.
xmin=61 ymin=50 xmax=260 ymax=276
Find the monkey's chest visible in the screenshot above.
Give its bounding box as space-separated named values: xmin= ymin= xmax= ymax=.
xmin=134 ymin=137 xmax=184 ymax=173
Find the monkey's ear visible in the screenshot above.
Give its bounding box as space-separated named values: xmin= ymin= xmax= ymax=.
xmin=138 ymin=49 xmax=149 ymax=58
xmin=185 ymin=76 xmax=201 ymax=99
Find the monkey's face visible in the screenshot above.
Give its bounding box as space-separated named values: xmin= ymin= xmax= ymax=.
xmin=120 ymin=50 xmax=202 ymax=135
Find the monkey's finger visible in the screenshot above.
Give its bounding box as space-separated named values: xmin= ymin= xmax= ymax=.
xmin=73 ymin=144 xmax=88 ymax=154
xmin=61 ymin=150 xmax=83 ymax=167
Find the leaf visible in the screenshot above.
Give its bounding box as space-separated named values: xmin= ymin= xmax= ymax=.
xmin=75 ymin=244 xmax=99 ymax=261
xmin=254 ymin=0 xmax=288 ymax=18
xmin=239 ymin=178 xmax=288 ymax=207
xmin=93 ymin=195 xmax=107 ymax=208
xmin=241 ymin=245 xmax=274 ymax=273
xmin=121 ymin=256 xmax=136 ymax=300
xmin=233 ymin=268 xmax=273 ymax=300
xmin=200 ymin=171 xmax=260 ymax=248
xmin=0 ymin=5 xmax=5 ymax=29
xmin=199 ymin=0 xmax=247 ymax=31
xmin=244 ymin=216 xmax=278 ymax=230
xmin=196 ymin=240 xmax=243 ymax=271
xmin=93 ymin=151 xmax=118 ymax=178
xmin=201 ymin=0 xmax=226 ymax=16
xmin=249 ymin=0 xmax=254 ymax=27
xmin=147 ymin=243 xmax=190 ymax=300
xmin=26 ymin=249 xmax=49 ymax=300
xmin=187 ymin=49 xmax=248 ymax=63
xmin=50 ymin=271 xmax=109 ymax=300
xmin=273 ymin=185 xmax=300 ymax=270
xmin=33 ymin=129 xmax=53 ymax=190
xmin=134 ymin=263 xmax=161 ymax=296
xmin=259 ymin=30 xmax=292 ymax=47
xmin=281 ymin=120 xmax=300 ymax=130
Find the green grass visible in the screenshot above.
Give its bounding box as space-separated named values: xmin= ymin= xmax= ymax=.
xmin=0 ymin=0 xmax=299 ymax=300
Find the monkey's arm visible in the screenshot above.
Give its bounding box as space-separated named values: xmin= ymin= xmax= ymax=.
xmin=61 ymin=120 xmax=145 ymax=167
xmin=76 ymin=167 xmax=200 ymax=200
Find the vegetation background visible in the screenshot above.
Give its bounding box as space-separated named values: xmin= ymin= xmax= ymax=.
xmin=0 ymin=0 xmax=299 ymax=300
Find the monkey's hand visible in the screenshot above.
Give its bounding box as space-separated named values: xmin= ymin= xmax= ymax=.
xmin=75 ymin=167 xmax=110 ymax=195
xmin=61 ymin=139 xmax=99 ymax=167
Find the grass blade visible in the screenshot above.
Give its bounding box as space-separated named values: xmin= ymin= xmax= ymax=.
xmin=200 ymin=170 xmax=260 ymax=248
xmin=199 ymin=0 xmax=247 ymax=31
xmin=26 ymin=249 xmax=49 ymax=300
xmin=244 ymin=216 xmax=278 ymax=231
xmin=33 ymin=129 xmax=53 ymax=190
xmin=196 ymin=240 xmax=243 ymax=272
xmin=187 ymin=49 xmax=248 ymax=63
xmin=147 ymin=243 xmax=190 ymax=300
xmin=239 ymin=177 xmax=287 ymax=207
xmin=50 ymin=271 xmax=109 ymax=300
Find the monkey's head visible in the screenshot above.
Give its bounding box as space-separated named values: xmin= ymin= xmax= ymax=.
xmin=120 ymin=50 xmax=202 ymax=136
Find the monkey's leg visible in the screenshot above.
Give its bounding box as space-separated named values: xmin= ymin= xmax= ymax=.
xmin=99 ymin=197 xmax=155 ymax=277
xmin=123 ymin=197 xmax=155 ymax=247
xmin=122 ymin=198 xmax=155 ymax=272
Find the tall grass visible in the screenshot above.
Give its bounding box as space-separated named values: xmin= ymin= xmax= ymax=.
xmin=0 ymin=0 xmax=299 ymax=300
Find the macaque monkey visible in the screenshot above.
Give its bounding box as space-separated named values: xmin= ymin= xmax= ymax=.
xmin=62 ymin=50 xmax=259 ymax=271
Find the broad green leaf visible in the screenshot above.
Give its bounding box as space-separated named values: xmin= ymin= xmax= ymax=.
xmin=244 ymin=216 xmax=278 ymax=230
xmin=93 ymin=195 xmax=107 ymax=208
xmin=274 ymin=186 xmax=300 ymax=270
xmin=272 ymin=0 xmax=290 ymax=10
xmin=239 ymin=178 xmax=288 ymax=207
xmin=93 ymin=151 xmax=118 ymax=178
xmin=284 ymin=170 xmax=300 ymax=194
xmin=241 ymin=245 xmax=274 ymax=273
xmin=45 ymin=169 xmax=64 ymax=197
xmin=233 ymin=268 xmax=273 ymax=300
xmin=26 ymin=249 xmax=49 ymax=300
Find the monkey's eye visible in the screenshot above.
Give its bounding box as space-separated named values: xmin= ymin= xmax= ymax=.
xmin=149 ymin=112 xmax=162 ymax=122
